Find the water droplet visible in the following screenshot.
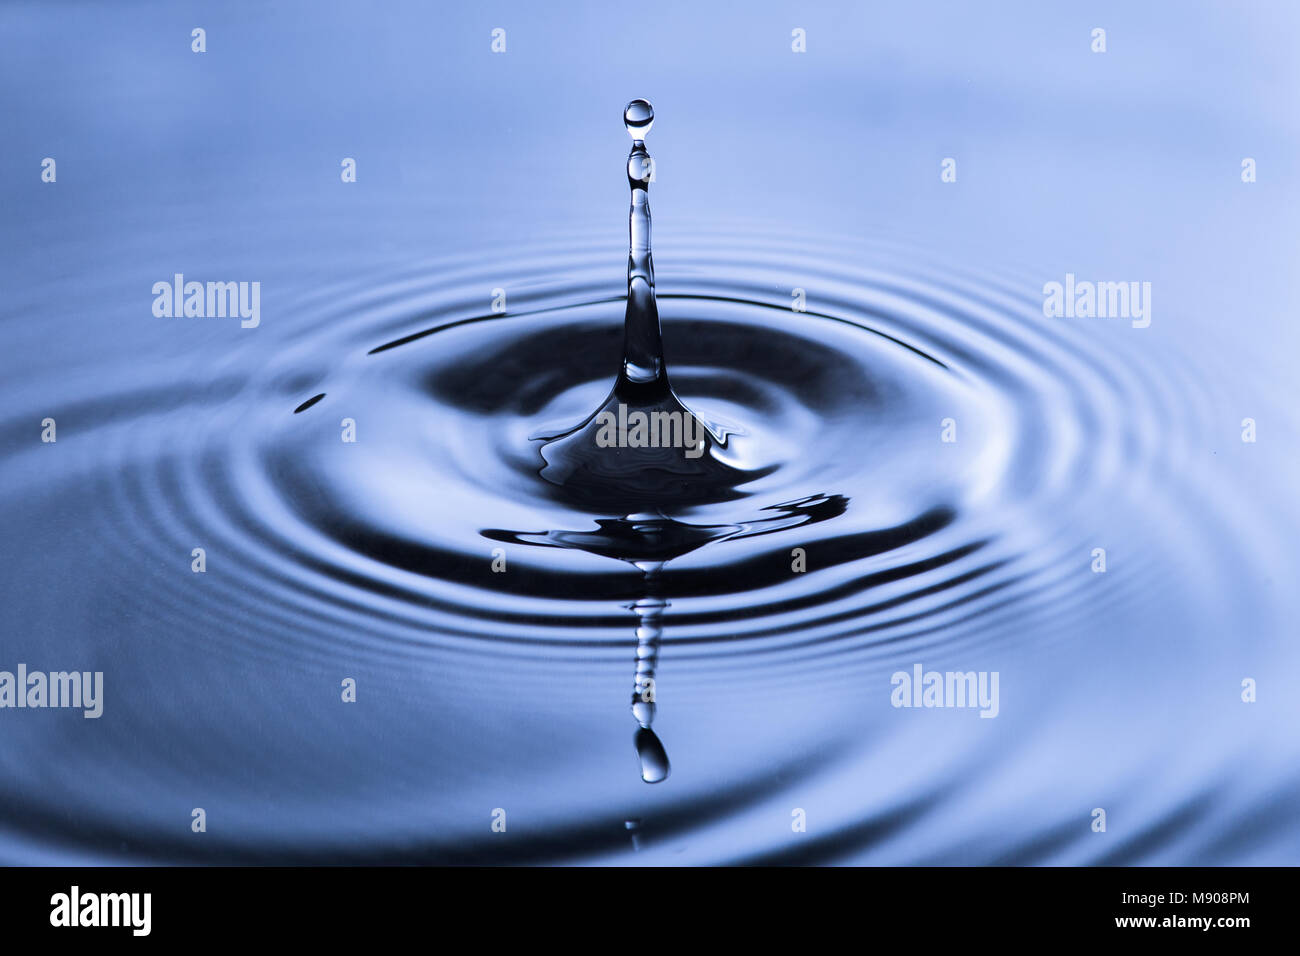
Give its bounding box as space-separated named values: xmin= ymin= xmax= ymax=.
xmin=623 ymin=98 xmax=654 ymax=139
xmin=635 ymin=727 xmax=670 ymax=783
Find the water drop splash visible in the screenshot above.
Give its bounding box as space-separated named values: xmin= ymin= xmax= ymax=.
xmin=534 ymin=100 xmax=765 ymax=512
xmin=480 ymin=103 xmax=851 ymax=785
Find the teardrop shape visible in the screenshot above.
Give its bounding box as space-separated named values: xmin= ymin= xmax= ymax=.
xmin=634 ymin=727 xmax=670 ymax=783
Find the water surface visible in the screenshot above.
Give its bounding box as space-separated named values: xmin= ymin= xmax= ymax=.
xmin=0 ymin=1 xmax=1298 ymax=865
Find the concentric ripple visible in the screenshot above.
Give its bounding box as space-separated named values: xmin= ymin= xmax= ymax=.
xmin=1 ymin=226 xmax=1295 ymax=864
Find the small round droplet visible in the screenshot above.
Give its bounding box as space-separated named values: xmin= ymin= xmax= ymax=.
xmin=624 ymin=99 xmax=654 ymax=139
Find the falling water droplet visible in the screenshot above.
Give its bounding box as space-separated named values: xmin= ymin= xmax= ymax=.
xmin=635 ymin=728 xmax=671 ymax=784
xmin=623 ymin=98 xmax=654 ymax=139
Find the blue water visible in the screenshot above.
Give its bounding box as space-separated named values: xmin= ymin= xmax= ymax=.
xmin=1 ymin=1 xmax=1298 ymax=864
